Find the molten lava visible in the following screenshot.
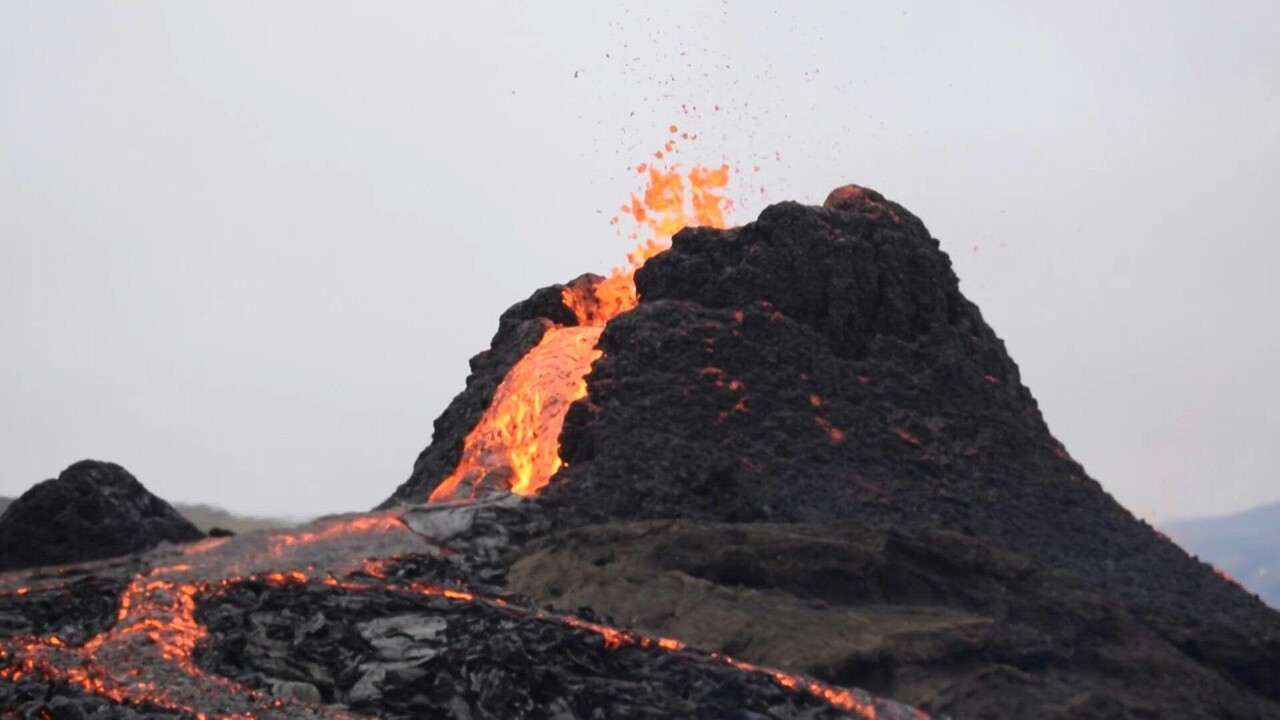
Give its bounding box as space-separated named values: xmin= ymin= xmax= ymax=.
xmin=0 ymin=509 xmax=914 ymax=719
xmin=429 ymin=128 xmax=734 ymax=502
xmin=427 ymin=327 xmax=603 ymax=500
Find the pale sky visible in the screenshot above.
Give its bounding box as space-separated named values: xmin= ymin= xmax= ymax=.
xmin=2 ymin=2 xmax=1277 ymax=521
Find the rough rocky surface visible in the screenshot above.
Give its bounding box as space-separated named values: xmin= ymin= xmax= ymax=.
xmin=387 ymin=186 xmax=1280 ymax=717
xmin=0 ymin=461 xmax=204 ymax=572
xmin=508 ymin=520 xmax=1277 ymax=720
xmin=2 ymin=497 xmax=925 ymax=719
xmin=195 ymin=573 xmax=894 ymax=719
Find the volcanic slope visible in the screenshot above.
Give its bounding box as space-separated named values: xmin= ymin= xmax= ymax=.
xmin=386 ymin=185 xmax=1280 ymax=718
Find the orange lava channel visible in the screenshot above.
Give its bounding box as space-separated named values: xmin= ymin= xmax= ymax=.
xmin=429 ymin=128 xmax=733 ymax=502
xmin=0 ymin=512 xmax=911 ymax=719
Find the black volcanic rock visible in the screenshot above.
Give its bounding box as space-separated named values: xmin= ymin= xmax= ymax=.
xmin=0 ymin=460 xmax=203 ymax=571
xmin=386 ymin=185 xmax=1280 ymax=716
xmin=195 ymin=577 xmax=898 ymax=719
xmin=508 ymin=520 xmax=1280 ymax=720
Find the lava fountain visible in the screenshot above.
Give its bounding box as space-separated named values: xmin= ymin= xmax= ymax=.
xmin=428 ymin=128 xmax=734 ymax=502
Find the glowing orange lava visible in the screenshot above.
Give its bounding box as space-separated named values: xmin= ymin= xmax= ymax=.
xmin=0 ymin=510 xmax=913 ymax=719
xmin=0 ymin=512 xmax=417 ymax=719
xmin=429 ymin=127 xmax=734 ymax=502
xmin=428 ymin=327 xmax=603 ymax=501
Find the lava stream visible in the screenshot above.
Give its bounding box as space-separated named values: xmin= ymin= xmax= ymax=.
xmin=429 ymin=326 xmax=603 ymax=501
xmin=430 ymin=127 xmax=733 ymax=502
xmin=0 ymin=513 xmax=419 ymax=719
xmin=2 ymin=508 xmax=913 ymax=719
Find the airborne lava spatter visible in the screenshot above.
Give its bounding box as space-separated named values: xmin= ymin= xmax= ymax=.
xmin=429 ymin=127 xmax=734 ymax=503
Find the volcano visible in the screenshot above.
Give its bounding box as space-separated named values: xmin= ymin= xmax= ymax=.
xmin=384 ymin=184 xmax=1280 ymax=717
xmin=3 ymin=181 xmax=1278 ymax=719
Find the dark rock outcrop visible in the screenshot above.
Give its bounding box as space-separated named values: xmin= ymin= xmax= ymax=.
xmin=386 ymin=185 xmax=1280 ymax=717
xmin=0 ymin=460 xmax=203 ymax=571
xmin=509 ymin=520 xmax=1279 ymax=720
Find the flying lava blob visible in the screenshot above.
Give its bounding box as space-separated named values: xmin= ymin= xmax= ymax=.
xmin=428 ymin=127 xmax=735 ymax=503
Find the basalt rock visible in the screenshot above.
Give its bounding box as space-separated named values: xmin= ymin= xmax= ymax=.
xmin=508 ymin=520 xmax=1280 ymax=719
xmin=0 ymin=461 xmax=203 ymax=572
xmin=387 ymin=185 xmax=1280 ymax=716
xmin=195 ymin=574 xmax=913 ymax=719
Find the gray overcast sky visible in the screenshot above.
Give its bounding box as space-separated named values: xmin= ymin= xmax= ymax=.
xmin=2 ymin=2 xmax=1277 ymax=521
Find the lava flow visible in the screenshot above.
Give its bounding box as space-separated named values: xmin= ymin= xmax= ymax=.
xmin=429 ymin=127 xmax=733 ymax=502
xmin=1 ymin=133 xmax=923 ymax=719
xmin=0 ymin=513 xmax=417 ymax=719
xmin=1 ymin=505 xmax=916 ymax=719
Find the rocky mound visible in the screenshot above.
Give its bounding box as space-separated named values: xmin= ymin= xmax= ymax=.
xmin=386 ymin=186 xmax=1280 ymax=717
xmin=0 ymin=460 xmax=204 ymax=571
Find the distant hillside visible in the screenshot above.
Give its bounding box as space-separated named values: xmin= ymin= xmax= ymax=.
xmin=0 ymin=496 xmax=296 ymax=535
xmin=1164 ymin=501 xmax=1280 ymax=608
xmin=172 ymin=503 xmax=299 ymax=534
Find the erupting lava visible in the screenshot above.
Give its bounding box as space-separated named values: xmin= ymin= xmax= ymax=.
xmin=0 ymin=132 xmax=929 ymax=720
xmin=0 ymin=508 xmax=910 ymax=719
xmin=429 ymin=128 xmax=734 ymax=502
